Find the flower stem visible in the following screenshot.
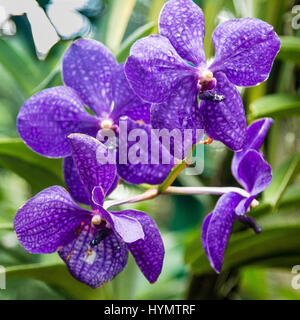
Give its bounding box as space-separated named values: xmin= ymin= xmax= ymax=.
xmin=163 ymin=186 xmax=250 ymax=197
xmin=103 ymin=188 xmax=158 ymax=210
xmin=104 ymin=186 xmax=257 ymax=210
xmin=158 ymin=144 xmax=196 ymax=194
xmin=158 ymin=161 xmax=187 ymax=193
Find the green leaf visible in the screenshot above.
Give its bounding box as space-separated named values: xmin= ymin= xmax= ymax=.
xmin=116 ymin=22 xmax=155 ymax=63
xmin=0 ymin=138 xmax=63 ymax=193
xmin=0 ymin=39 xmax=38 ymax=95
xmin=249 ymin=94 xmax=300 ymax=120
xmin=277 ymin=36 xmax=300 ymax=66
xmin=4 ymin=262 xmax=114 ymax=300
xmin=102 ymin=0 xmax=136 ymax=52
xmin=279 ymin=184 xmax=300 ymax=209
xmin=203 ymin=0 xmax=226 ymax=58
xmin=30 ymin=66 xmax=62 ymax=95
xmin=185 ymin=222 xmax=300 ymax=275
xmin=263 ymin=153 xmax=300 ymax=208
xmin=251 ymin=184 xmax=300 ymax=219
xmin=148 ymin=0 xmax=165 ymax=33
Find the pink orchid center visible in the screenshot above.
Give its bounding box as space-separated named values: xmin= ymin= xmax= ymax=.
xmin=100 ymin=118 xmax=114 ymax=129
xmin=91 ymin=214 xmax=102 ymax=226
xmin=91 ymin=210 xmax=111 ymax=229
xmin=197 ymin=69 xmax=217 ymax=92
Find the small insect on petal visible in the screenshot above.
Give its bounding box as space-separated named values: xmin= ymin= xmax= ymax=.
xmin=199 ymin=91 xmax=225 ymax=102
xmin=90 ymin=228 xmax=112 ymax=247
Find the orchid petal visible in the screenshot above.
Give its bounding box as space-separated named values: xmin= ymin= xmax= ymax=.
xmin=204 ymin=192 xmax=243 ymax=273
xmin=17 ymin=86 xmax=98 ymax=158
xmin=151 ymin=76 xmax=203 ymax=158
xmin=110 ymin=64 xmax=151 ymax=124
xmin=68 ymin=134 xmax=117 ymax=201
xmin=200 ymin=72 xmax=247 ymax=151
xmin=125 ymin=35 xmax=194 ymax=103
xmin=125 ymin=210 xmax=165 ymax=283
xmin=232 ymin=118 xmax=273 ymax=180
xmin=117 ymin=119 xmax=174 ymax=185
xmin=63 ymin=38 xmax=118 ymax=117
xmin=64 ymin=156 xmax=90 ymax=206
xmin=102 ymin=209 xmax=145 ymax=244
xmin=14 ymin=186 xmax=89 ymax=254
xmin=159 ymin=0 xmax=206 ymax=66
xmin=210 ymin=18 xmax=280 ymax=87
xmin=237 ymin=150 xmax=272 ymax=195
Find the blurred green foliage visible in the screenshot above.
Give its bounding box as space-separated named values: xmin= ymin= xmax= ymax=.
xmin=0 ymin=0 xmax=300 ymax=300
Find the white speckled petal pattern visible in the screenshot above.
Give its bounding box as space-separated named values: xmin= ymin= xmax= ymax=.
xmin=159 ymin=0 xmax=206 ymax=66
xmin=200 ymin=72 xmax=247 ymax=151
xmin=125 ymin=35 xmax=195 ymax=104
xmin=63 ymin=38 xmax=118 ymax=116
xmin=210 ymin=18 xmax=280 ymax=86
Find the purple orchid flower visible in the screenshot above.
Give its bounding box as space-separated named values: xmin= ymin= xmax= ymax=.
xmin=14 ymin=134 xmax=164 ymax=288
xmin=17 ymin=38 xmax=174 ymax=205
xmin=125 ymin=0 xmax=280 ymax=151
xmin=201 ymin=118 xmax=273 ymax=273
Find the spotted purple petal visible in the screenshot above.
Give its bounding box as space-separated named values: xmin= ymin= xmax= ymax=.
xmin=59 ymin=223 xmax=128 ymax=288
xmin=117 ymin=119 xmax=174 ymax=185
xmin=110 ymin=64 xmax=151 ymax=124
xmin=201 ymin=212 xmax=212 ymax=259
xmin=210 ymin=18 xmax=281 ymax=87
xmin=125 ymin=210 xmax=164 ymax=283
xmin=159 ymin=0 xmax=206 ymax=66
xmin=237 ymin=150 xmax=272 ymax=195
xmin=125 ymin=35 xmax=194 ymax=103
xmin=64 ymin=157 xmax=119 ymax=206
xmin=232 ymin=118 xmax=273 ymax=180
xmin=17 ymin=86 xmax=99 ymax=158
xmin=68 ymin=134 xmax=117 ymax=201
xmin=64 ymin=156 xmax=90 ymax=206
xmin=204 ymin=192 xmax=243 ymax=273
xmin=63 ymin=38 xmax=118 ymax=117
xmin=151 ymin=76 xmax=203 ymax=158
xmin=14 ymin=186 xmax=89 ymax=254
xmin=200 ymin=72 xmax=247 ymax=151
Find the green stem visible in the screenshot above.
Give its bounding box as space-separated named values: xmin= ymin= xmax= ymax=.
xmin=158 ymin=160 xmax=187 ymax=193
xmin=158 ymin=144 xmax=197 ymax=193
